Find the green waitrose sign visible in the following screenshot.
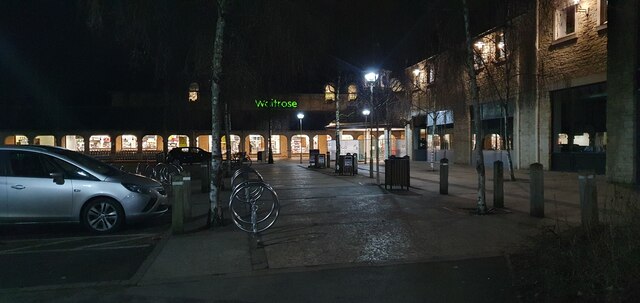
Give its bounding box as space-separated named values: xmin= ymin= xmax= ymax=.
xmin=254 ymin=99 xmax=298 ymax=109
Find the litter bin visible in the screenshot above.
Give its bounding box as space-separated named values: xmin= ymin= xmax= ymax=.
xmin=309 ymin=149 xmax=320 ymax=168
xmin=316 ymin=154 xmax=326 ymax=168
xmin=342 ymin=154 xmax=354 ymax=175
xmin=384 ymin=156 xmax=410 ymax=190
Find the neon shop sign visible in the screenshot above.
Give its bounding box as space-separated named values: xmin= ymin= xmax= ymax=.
xmin=254 ymin=99 xmax=298 ymax=109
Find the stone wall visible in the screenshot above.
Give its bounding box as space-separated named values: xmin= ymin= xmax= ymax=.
xmin=606 ymin=0 xmax=639 ymax=184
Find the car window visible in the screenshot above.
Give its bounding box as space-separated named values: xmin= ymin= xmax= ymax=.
xmin=8 ymin=151 xmax=49 ymax=178
xmin=49 ymin=157 xmax=99 ymax=181
xmin=0 ymin=151 xmax=8 ymax=176
xmin=47 ymin=148 xmax=121 ymax=177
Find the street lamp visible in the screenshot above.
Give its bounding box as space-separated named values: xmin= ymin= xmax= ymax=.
xmin=297 ymin=113 xmax=304 ymax=164
xmin=365 ymin=71 xmax=378 ymax=180
xmin=362 ymin=109 xmax=370 ymax=165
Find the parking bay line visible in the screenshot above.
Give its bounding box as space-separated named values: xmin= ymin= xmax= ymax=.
xmin=0 ymin=244 xmax=152 ymax=255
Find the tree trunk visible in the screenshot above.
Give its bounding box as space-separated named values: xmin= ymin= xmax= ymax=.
xmin=224 ymin=100 xmax=232 ymax=176
xmin=208 ymin=1 xmax=227 ymax=226
xmin=503 ymin=103 xmax=516 ymax=181
xmin=462 ymin=0 xmax=487 ymax=214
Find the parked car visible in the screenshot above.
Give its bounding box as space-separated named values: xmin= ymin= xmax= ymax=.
xmin=166 ymin=147 xmax=211 ymax=165
xmin=0 ymin=145 xmax=168 ymax=233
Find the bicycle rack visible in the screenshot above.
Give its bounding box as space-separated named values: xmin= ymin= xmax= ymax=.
xmin=229 ymin=167 xmax=280 ymax=234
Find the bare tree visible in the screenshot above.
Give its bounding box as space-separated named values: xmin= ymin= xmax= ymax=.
xmin=462 ymin=0 xmax=487 ymax=214
xmin=207 ymin=0 xmax=228 ymax=226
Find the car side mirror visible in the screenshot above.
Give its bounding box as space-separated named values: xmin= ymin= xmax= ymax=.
xmin=50 ymin=172 xmax=65 ymax=185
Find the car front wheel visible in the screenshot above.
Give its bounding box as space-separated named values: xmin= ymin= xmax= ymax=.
xmin=82 ymin=198 xmax=124 ymax=234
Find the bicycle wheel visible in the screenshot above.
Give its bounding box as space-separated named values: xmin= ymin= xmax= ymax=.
xmin=229 ymin=181 xmax=279 ymax=233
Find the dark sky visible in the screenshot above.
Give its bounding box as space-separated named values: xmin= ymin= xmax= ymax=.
xmin=0 ymin=0 xmax=492 ymax=107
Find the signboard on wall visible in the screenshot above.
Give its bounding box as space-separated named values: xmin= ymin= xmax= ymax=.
xmin=254 ymin=99 xmax=298 ymax=109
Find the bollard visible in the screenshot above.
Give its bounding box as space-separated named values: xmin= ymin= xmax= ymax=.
xmin=201 ymin=163 xmax=210 ymax=193
xmin=171 ymin=174 xmax=184 ymax=234
xmin=578 ymin=171 xmax=599 ymax=230
xmin=182 ymin=171 xmax=192 ymax=220
xmin=326 ymin=152 xmax=331 ymax=169
xmin=493 ymin=160 xmax=504 ymax=208
xmin=529 ymin=163 xmax=544 ymax=217
xmin=439 ymin=158 xmax=449 ymax=195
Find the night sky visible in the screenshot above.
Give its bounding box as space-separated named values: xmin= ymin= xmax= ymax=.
xmin=0 ymin=0 xmax=502 ymax=110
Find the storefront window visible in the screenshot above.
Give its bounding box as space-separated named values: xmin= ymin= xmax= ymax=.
xmin=63 ymin=135 xmax=85 ymax=152
xmin=168 ymin=135 xmax=189 ymax=151
xmin=4 ymin=135 xmax=30 ymax=145
xmin=291 ymin=135 xmax=309 ymax=154
xmin=142 ymin=135 xmax=160 ymax=151
xmin=342 ymin=134 xmax=354 ymax=140
xmin=248 ymin=135 xmax=264 ymax=154
xmin=221 ymin=135 xmax=241 ymax=155
xmin=89 ymin=135 xmax=111 ymax=151
xmin=270 ymin=135 xmax=281 ymax=154
xmin=120 ymin=134 xmax=138 ymax=150
xmin=34 ymin=135 xmax=55 ymax=146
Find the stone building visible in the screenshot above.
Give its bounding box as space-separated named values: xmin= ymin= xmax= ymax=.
xmin=405 ymin=0 xmax=640 ymax=185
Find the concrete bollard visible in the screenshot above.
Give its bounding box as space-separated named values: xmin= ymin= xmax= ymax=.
xmin=529 ymin=163 xmax=544 ymax=217
xmin=578 ymin=171 xmax=599 ymax=230
xmin=171 ymin=174 xmax=184 ymax=234
xmin=439 ymin=158 xmax=449 ymax=195
xmin=493 ymin=160 xmax=504 ymax=208
xmin=182 ymin=171 xmax=192 ymax=220
xmin=201 ymin=164 xmax=210 ymax=193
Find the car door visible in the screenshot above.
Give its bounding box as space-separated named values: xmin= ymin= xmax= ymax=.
xmin=0 ymin=151 xmax=8 ymax=221
xmin=5 ymin=151 xmax=73 ymax=222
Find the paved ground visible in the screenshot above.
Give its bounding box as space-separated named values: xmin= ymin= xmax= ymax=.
xmin=0 ymin=159 xmax=594 ymax=302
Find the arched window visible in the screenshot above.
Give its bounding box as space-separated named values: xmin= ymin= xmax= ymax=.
xmin=347 ymin=84 xmax=358 ymax=101
xmin=324 ymin=83 xmax=335 ymax=101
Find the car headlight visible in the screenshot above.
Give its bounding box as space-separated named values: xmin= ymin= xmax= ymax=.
xmin=122 ymin=183 xmax=150 ymax=194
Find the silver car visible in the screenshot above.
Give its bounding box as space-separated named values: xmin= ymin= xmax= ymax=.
xmin=0 ymin=145 xmax=168 ymax=233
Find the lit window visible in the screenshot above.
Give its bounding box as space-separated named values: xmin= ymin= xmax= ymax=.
xmin=473 ymin=39 xmax=490 ymax=70
xmin=557 ymin=133 xmax=569 ymax=145
xmin=426 ymin=64 xmax=435 ymax=84
xmin=599 ymin=0 xmax=608 ymax=25
xmin=324 ymin=84 xmax=335 ymax=102
xmin=347 ymin=84 xmax=358 ymax=101
xmin=188 ymin=82 xmax=199 ymax=102
xmin=555 ymin=4 xmax=577 ymax=40
xmin=573 ymin=133 xmax=590 ymax=147
xmin=495 ymin=32 xmax=506 ymax=61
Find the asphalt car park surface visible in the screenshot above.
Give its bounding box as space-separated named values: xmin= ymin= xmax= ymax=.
xmin=0 ymin=209 xmax=171 ymax=289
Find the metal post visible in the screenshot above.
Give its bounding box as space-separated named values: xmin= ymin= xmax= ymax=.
xmin=529 ymin=163 xmax=544 ymax=217
xmin=201 ymin=163 xmax=210 ymax=193
xmin=171 ymin=175 xmax=184 ymax=234
xmin=299 ymin=118 xmax=303 ymax=164
xmin=439 ymin=158 xmax=449 ymax=195
xmin=578 ymin=171 xmax=599 ymax=230
xmin=364 ymin=114 xmax=368 ymax=164
xmin=182 ymin=171 xmax=192 ymax=220
xmin=493 ymin=160 xmax=504 ymax=208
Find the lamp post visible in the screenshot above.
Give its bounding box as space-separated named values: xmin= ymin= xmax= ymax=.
xmin=365 ymin=72 xmax=378 ymax=180
xmin=297 ymin=113 xmax=304 ymax=164
xmin=362 ymin=109 xmax=370 ymax=166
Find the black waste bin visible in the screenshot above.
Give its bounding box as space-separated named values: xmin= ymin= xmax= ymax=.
xmin=316 ymin=154 xmax=326 ymax=168
xmin=309 ymin=149 xmax=320 ymax=167
xmin=342 ymin=154 xmax=354 ymax=175
xmin=384 ymin=156 xmax=410 ymax=190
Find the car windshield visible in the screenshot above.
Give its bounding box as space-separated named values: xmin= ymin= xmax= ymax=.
xmin=50 ymin=148 xmax=122 ymax=177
